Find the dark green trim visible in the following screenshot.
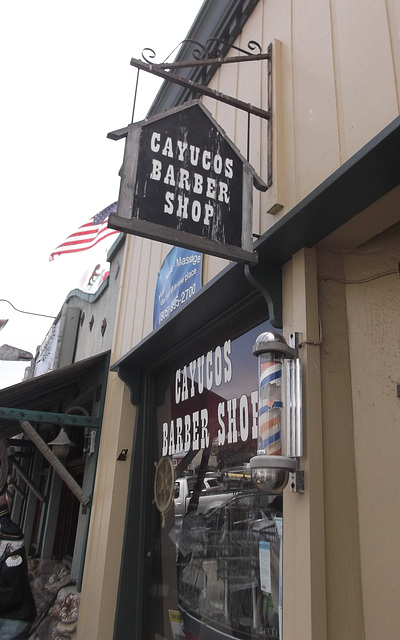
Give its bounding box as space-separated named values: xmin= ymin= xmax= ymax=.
xmin=76 ymin=349 xmax=111 ymax=591
xmin=0 ymin=351 xmax=111 ymax=439
xmin=255 ymin=115 xmax=400 ymax=266
xmin=113 ymin=375 xmax=154 ymax=640
xmin=113 ymin=282 xmax=271 ymax=404
xmin=0 ymin=407 xmax=100 ymax=429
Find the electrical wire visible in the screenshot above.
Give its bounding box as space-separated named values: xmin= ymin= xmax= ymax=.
xmin=0 ymin=299 xmax=55 ymax=319
xmin=317 ymin=269 xmax=398 ymax=285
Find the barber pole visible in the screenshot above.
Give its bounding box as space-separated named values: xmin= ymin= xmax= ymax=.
xmin=258 ymin=356 xmax=284 ymax=456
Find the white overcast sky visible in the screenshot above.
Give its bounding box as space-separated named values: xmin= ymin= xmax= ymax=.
xmin=0 ymin=0 xmax=204 ymax=388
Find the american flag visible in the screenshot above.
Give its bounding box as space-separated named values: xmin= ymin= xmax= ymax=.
xmin=49 ymin=202 xmax=120 ymax=261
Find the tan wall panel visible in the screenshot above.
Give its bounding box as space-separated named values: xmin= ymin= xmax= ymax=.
xmin=205 ymin=0 xmax=399 ymax=226
xmin=112 ymin=235 xmax=143 ymax=359
xmin=291 ymin=0 xmax=340 ymax=201
xmin=317 ymin=249 xmax=365 ymax=640
xmin=237 ymin=30 xmax=265 ymax=234
xmin=344 ymin=223 xmax=400 ymax=639
xmin=137 ymin=236 xmax=162 ymax=339
xmin=208 ymin=52 xmax=237 ymax=139
xmin=201 ymin=94 xmax=216 ymax=118
xmin=113 ymin=235 xmax=162 ymax=358
xmin=260 ymin=2 xmax=293 ymax=223
xmin=317 ymin=213 xmax=400 ymax=639
xmin=331 ymin=0 xmax=398 ymax=159
xmin=206 ymin=26 xmax=266 ymax=237
xmin=387 ymin=0 xmax=400 ymax=108
xmin=202 ymin=1 xmax=292 ymax=228
xmin=202 ymin=254 xmax=229 ymax=283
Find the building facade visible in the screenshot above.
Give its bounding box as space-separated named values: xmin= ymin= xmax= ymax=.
xmin=71 ymin=1 xmax=400 ymax=639
xmin=0 ymin=235 xmax=124 ymax=595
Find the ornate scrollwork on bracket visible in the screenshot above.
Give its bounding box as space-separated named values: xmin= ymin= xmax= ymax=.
xmin=142 ymin=38 xmax=264 ymax=66
xmin=130 ymin=38 xmax=271 ymax=122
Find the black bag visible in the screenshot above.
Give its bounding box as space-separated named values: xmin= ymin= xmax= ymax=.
xmin=0 ymin=542 xmax=36 ymax=621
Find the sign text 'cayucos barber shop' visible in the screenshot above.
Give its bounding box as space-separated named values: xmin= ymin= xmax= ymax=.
xmin=107 ymin=101 xmax=267 ymax=264
xmin=161 ymin=338 xmax=259 ymax=458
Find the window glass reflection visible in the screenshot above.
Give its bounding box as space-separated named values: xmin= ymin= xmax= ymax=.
xmin=147 ymin=322 xmax=283 ymax=640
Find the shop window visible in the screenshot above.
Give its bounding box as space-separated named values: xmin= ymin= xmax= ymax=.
xmin=146 ymin=321 xmax=283 ymax=640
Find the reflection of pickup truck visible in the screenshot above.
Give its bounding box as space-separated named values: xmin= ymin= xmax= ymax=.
xmin=174 ymin=474 xmax=237 ymax=530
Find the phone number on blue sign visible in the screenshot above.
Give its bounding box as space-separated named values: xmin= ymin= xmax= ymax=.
xmin=158 ymin=284 xmax=197 ymax=324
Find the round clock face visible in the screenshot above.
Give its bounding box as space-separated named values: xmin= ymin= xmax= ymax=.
xmin=0 ymin=439 xmax=8 ymax=493
xmin=154 ymin=456 xmax=174 ymax=515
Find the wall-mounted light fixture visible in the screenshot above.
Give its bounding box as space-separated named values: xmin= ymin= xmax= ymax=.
xmin=250 ymin=331 xmax=303 ymax=494
xmin=83 ymin=429 xmax=97 ymax=457
xmin=48 ymin=427 xmax=75 ymax=461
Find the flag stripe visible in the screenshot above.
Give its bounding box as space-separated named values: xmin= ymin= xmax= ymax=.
xmin=54 ymin=225 xmax=111 ymax=247
xmin=49 ymin=203 xmax=119 ymax=261
xmin=50 ymin=230 xmax=119 ymax=257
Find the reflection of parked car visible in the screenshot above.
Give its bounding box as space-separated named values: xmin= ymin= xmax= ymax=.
xmin=221 ymin=465 xmax=253 ymax=489
xmin=178 ymin=491 xmax=283 ymax=640
xmin=174 ymin=474 xmax=236 ymax=531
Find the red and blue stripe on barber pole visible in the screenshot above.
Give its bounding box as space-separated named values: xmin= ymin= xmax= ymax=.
xmin=258 ymin=359 xmax=283 ymax=455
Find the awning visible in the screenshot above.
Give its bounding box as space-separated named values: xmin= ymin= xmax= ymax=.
xmin=0 ymin=351 xmax=110 ymax=439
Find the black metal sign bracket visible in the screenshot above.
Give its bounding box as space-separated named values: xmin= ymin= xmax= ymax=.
xmin=131 ymin=39 xmax=271 ymax=121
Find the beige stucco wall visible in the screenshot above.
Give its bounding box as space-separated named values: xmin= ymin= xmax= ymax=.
xmin=316 ymin=248 xmax=365 ymax=640
xmin=77 ymin=2 xmax=400 ymax=638
xmin=317 ymin=208 xmax=400 ymax=640
xmin=346 ymin=225 xmax=400 ymax=640
xmin=281 ymin=211 xmax=400 ymax=640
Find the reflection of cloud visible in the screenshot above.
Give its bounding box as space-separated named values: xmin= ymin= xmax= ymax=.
xmin=181 ymin=321 xmax=276 ymax=402
xmin=221 ymin=322 xmax=273 ymax=399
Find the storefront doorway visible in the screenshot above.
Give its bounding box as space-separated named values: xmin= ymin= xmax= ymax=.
xmin=117 ymin=317 xmax=284 ymax=640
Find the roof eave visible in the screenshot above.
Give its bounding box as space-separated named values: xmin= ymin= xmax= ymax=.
xmin=147 ymin=0 xmax=260 ymax=116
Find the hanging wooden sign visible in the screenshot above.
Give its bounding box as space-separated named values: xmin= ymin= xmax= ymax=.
xmin=107 ymin=101 xmax=266 ymax=264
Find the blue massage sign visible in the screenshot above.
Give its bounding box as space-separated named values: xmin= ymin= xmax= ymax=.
xmin=107 ymin=101 xmax=266 ymax=265
xmin=153 ymin=247 xmax=202 ymax=329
